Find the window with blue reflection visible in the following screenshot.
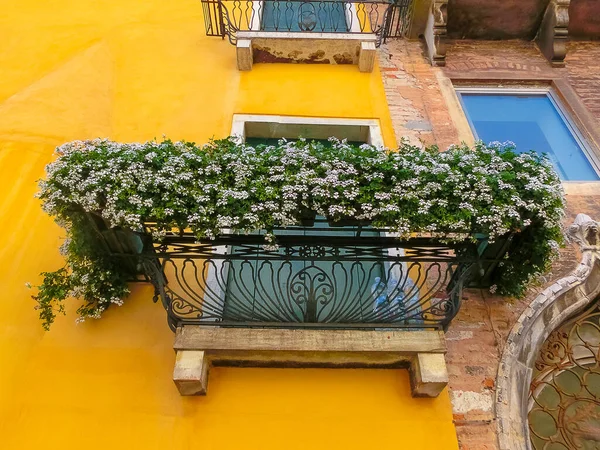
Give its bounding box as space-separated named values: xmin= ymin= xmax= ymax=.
xmin=459 ymin=93 xmax=599 ymax=181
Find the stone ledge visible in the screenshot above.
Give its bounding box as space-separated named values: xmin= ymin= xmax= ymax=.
xmin=235 ymin=31 xmax=377 ymax=72
xmin=173 ymin=326 xmax=448 ymax=398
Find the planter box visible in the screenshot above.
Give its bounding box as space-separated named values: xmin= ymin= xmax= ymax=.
xmin=86 ymin=213 xmax=148 ymax=279
xmin=299 ymin=210 xmax=316 ymax=227
xmin=326 ymin=218 xmax=372 ymax=227
xmin=467 ymin=233 xmax=514 ymax=289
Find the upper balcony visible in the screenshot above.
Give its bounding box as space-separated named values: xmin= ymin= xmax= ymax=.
xmin=200 ymin=0 xmax=414 ymax=71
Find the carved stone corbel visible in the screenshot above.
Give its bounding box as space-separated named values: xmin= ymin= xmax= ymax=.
xmin=424 ymin=0 xmax=448 ymax=67
xmin=567 ymin=213 xmax=600 ymax=252
xmin=537 ymin=0 xmax=570 ymax=67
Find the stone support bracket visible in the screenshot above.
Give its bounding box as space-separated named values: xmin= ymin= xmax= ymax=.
xmin=410 ymin=353 xmax=449 ymax=397
xmin=172 ymin=327 xmax=448 ymax=398
xmin=173 ymin=350 xmax=209 ymax=395
xmin=536 ymin=0 xmax=570 ymax=67
xmin=424 ymin=0 xmax=448 ymax=67
xmin=236 ymin=39 xmax=253 ymax=71
xmin=358 ymin=41 xmax=376 ymax=73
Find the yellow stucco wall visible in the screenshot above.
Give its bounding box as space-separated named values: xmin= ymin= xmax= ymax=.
xmin=0 ymin=0 xmax=459 ymax=448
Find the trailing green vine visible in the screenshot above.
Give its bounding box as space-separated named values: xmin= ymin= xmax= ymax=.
xmin=31 ymin=137 xmax=565 ymax=328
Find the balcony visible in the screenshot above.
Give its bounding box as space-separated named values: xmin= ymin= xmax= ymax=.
xmin=200 ymin=0 xmax=414 ymax=71
xmin=37 ymin=138 xmax=562 ymax=398
xmin=95 ymin=217 xmax=500 ymax=332
xmin=93 ymin=215 xmax=504 ymax=397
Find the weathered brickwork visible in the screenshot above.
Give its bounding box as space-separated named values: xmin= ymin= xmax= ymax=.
xmin=446 ymin=198 xmax=600 ymax=450
xmin=566 ymin=42 xmax=600 ymax=121
xmin=378 ymin=41 xmax=459 ymax=150
xmin=379 ymin=38 xmax=600 ymax=449
xmin=446 ymin=40 xmax=553 ymax=74
xmin=445 ymin=40 xmax=600 ymax=123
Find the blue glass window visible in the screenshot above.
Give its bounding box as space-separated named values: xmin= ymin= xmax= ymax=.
xmin=261 ymin=1 xmax=349 ymax=32
xmin=458 ymin=93 xmax=599 ymax=181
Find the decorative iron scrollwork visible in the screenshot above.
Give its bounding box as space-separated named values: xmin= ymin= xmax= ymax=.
xmin=122 ymin=225 xmax=481 ymax=331
xmin=295 ymin=245 xmax=328 ymax=258
xmin=199 ymin=0 xmax=413 ymax=46
xmin=529 ymin=298 xmax=600 ymax=449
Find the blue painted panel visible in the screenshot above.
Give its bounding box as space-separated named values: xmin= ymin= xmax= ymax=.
xmin=261 ymin=1 xmax=348 ymax=32
xmin=460 ymin=94 xmax=599 ymax=181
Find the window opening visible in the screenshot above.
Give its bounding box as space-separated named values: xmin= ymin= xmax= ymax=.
xmin=529 ymin=296 xmax=600 ymax=448
xmin=222 ymin=137 xmax=415 ymax=324
xmin=457 ymin=90 xmax=600 ymax=181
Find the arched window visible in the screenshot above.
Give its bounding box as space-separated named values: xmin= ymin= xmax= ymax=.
xmin=528 ymin=296 xmax=600 ymax=449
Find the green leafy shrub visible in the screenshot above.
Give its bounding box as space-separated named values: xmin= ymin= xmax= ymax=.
xmin=31 ymin=137 xmax=565 ymax=328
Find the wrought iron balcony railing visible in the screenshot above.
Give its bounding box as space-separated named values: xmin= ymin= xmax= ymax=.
xmin=92 ymin=216 xmax=506 ymax=332
xmin=200 ymin=0 xmax=414 ymax=45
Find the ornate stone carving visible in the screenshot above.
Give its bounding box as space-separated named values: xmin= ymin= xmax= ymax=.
xmin=529 ymin=298 xmax=600 ymax=449
xmin=536 ymin=0 xmax=570 ymax=67
xmin=424 ymin=0 xmax=448 ymax=67
xmin=496 ymin=214 xmax=600 ymax=450
xmin=567 ymin=213 xmax=600 ymax=250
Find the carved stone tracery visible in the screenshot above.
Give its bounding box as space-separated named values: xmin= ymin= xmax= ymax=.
xmin=496 ymin=214 xmax=600 ymax=450
xmin=568 ymin=213 xmax=600 ymax=249
xmin=529 ymin=296 xmax=600 ymax=449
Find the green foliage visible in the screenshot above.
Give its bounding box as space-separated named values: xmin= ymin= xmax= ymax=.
xmin=31 ymin=268 xmax=70 ymax=331
xmin=31 ymin=213 xmax=130 ymax=329
xmin=31 ymin=137 xmax=566 ymax=328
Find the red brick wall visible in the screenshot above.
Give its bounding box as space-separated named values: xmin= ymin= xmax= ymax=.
xmin=378 ymin=41 xmax=459 ymax=150
xmin=566 ymin=42 xmax=600 ymax=121
xmin=378 ymin=38 xmax=600 ymax=449
xmin=446 ymin=40 xmax=552 ymax=74
xmin=447 ymin=197 xmax=600 ymax=450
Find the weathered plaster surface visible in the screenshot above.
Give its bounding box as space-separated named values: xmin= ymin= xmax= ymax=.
xmin=450 ymin=390 xmax=494 ymax=414
xmin=447 ymin=0 xmax=549 ymax=39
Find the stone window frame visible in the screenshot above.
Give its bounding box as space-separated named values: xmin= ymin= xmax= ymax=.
xmin=229 ymin=114 xmax=385 ymax=147
xmin=171 ymin=113 xmax=450 ymax=399
xmin=453 ymin=85 xmax=600 ymax=190
xmin=446 ymin=72 xmax=600 ymax=196
xmin=495 ymin=214 xmax=600 ymax=450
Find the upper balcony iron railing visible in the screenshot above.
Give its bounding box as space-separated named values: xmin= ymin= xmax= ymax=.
xmin=89 ymin=215 xmax=510 ymax=332
xmin=200 ymin=0 xmax=414 ymax=45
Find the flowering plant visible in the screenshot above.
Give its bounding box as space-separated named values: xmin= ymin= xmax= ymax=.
xmin=32 ymin=137 xmax=565 ymax=329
